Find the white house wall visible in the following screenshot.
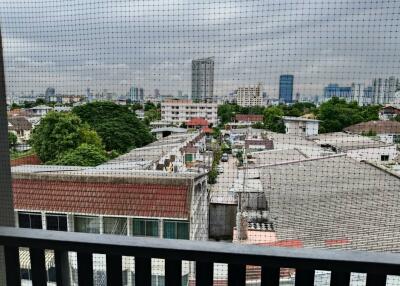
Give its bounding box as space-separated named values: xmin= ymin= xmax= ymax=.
xmin=346 ymin=145 xmax=398 ymax=163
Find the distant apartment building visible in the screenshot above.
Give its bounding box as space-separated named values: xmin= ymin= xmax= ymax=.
xmin=279 ymin=75 xmax=294 ymax=103
xmin=192 ymin=57 xmax=214 ymax=103
xmin=323 ymin=84 xmax=352 ymax=101
xmin=236 ymin=85 xmax=262 ymax=107
xmin=44 ymin=87 xmax=55 ymax=102
xmin=86 ymin=88 xmax=94 ymax=102
xmin=349 ymin=83 xmax=374 ymax=106
xmin=372 ymin=77 xmax=400 ymax=104
xmin=129 ymin=85 xmax=139 ymax=102
xmin=161 ymin=99 xmax=218 ymax=126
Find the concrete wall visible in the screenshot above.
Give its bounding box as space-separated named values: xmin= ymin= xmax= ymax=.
xmin=306 ymin=122 xmax=319 ymax=136
xmin=209 ymin=203 xmax=236 ymax=240
xmin=346 ymin=145 xmax=398 ymax=163
xmin=285 ymin=121 xmax=319 ymax=137
xmin=378 ymin=134 xmax=400 ymax=144
xmin=190 ymin=177 xmax=209 ymax=241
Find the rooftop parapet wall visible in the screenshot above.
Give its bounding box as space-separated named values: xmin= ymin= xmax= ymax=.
xmin=12 ymin=168 xmax=205 ymax=186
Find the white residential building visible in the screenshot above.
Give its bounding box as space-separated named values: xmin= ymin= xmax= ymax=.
xmin=161 ymin=99 xmax=218 ymax=126
xmin=236 ymin=85 xmax=262 ymax=107
xmin=27 ymin=105 xmax=53 ymax=117
xmin=314 ymin=132 xmax=398 ymax=163
xmin=282 ymin=116 xmax=320 ymax=137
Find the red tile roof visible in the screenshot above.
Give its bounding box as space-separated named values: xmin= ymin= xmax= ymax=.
xmin=344 ymin=120 xmax=400 ymax=134
xmin=13 ymin=179 xmax=190 ymax=219
xmin=235 ymin=114 xmax=263 ymax=122
xmin=257 ymin=239 xmax=304 ymax=248
xmin=186 ymin=117 xmax=208 ymax=127
xmin=380 ymin=106 xmax=400 ymax=113
xmin=201 ymin=127 xmax=213 ymax=133
xmin=11 ymin=154 xmax=41 ymax=167
xmin=325 ymin=238 xmax=351 ymax=247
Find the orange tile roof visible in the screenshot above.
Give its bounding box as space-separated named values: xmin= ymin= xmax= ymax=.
xmin=186 ymin=117 xmax=208 ymax=127
xmin=235 ymin=114 xmax=263 ymax=122
xmin=201 ymin=127 xmax=213 ymax=133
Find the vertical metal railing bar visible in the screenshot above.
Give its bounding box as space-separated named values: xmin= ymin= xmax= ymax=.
xmin=55 ymin=250 xmax=71 ymax=286
xmin=260 ymin=266 xmax=280 ymax=286
xmin=3 ymin=246 xmax=20 ymax=286
xmin=165 ymin=259 xmax=182 ymax=286
xmin=0 ymin=27 xmax=17 ymax=286
xmin=294 ymin=269 xmax=315 ymax=286
xmin=195 ymin=261 xmax=213 ymax=286
xmin=135 ymin=256 xmax=152 ymax=286
xmin=330 ymin=271 xmax=351 ymax=286
xmin=106 ymin=253 xmax=123 ymax=286
xmin=227 ymin=263 xmax=246 ymax=286
xmin=365 ymin=273 xmax=387 ymax=286
xmin=77 ymin=252 xmax=94 ymax=285
xmin=29 ymin=248 xmax=47 ymax=286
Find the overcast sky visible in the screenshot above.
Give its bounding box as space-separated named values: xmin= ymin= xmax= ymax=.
xmin=0 ymin=0 xmax=399 ymax=99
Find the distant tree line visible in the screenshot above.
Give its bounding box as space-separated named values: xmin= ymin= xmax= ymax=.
xmin=218 ymin=98 xmax=380 ymax=133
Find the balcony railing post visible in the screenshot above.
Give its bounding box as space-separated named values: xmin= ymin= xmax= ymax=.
xmin=261 ymin=266 xmax=280 ymax=286
xmin=0 ymin=28 xmax=18 ymax=286
xmin=30 ymin=248 xmax=47 ymax=286
xmin=55 ymin=250 xmax=71 ymax=286
xmin=196 ymin=261 xmax=213 ymax=286
xmin=295 ymin=269 xmax=315 ymax=286
xmin=106 ymin=254 xmax=122 ymax=286
xmin=77 ymin=252 xmax=94 ymax=285
xmin=330 ymin=271 xmax=351 ymax=286
xmin=165 ymin=259 xmax=182 ymax=286
xmin=135 ymin=256 xmax=151 ymax=285
xmin=3 ymin=246 xmax=20 ymax=286
xmin=228 ymin=264 xmax=246 ymax=286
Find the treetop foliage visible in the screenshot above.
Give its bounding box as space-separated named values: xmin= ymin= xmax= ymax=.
xmin=316 ymin=97 xmax=380 ymax=133
xmin=72 ymin=101 xmax=154 ymax=153
xmin=51 ymin=143 xmax=109 ymax=166
xmin=30 ymin=111 xmax=103 ymax=162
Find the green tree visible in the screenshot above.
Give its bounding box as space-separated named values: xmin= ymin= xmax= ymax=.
xmin=317 ymin=97 xmax=379 ymax=133
xmin=212 ymin=127 xmax=221 ymax=140
xmin=130 ymin=102 xmax=143 ymax=111
xmin=217 ymin=103 xmax=241 ymax=125
xmin=10 ymin=103 xmax=22 ymax=110
xmin=283 ymin=102 xmax=316 ymax=117
xmin=35 ymin=98 xmax=47 ymax=105
xmin=8 ymin=132 xmax=17 ymax=149
xmin=30 ymin=111 xmax=103 ymax=162
xmin=144 ymin=108 xmax=161 ymax=124
xmin=144 ymin=101 xmax=157 ymax=111
xmin=263 ymin=106 xmax=285 ymax=133
xmin=208 ymin=147 xmax=222 ymax=184
xmin=252 ymin=122 xmax=265 ymax=129
xmin=394 ymin=114 xmax=400 ymax=122
xmin=51 ymin=143 xmax=108 ymax=166
xmin=72 ymin=102 xmax=154 ymax=153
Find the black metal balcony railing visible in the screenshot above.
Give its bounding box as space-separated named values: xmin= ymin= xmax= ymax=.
xmin=0 ymin=227 xmax=399 ymax=286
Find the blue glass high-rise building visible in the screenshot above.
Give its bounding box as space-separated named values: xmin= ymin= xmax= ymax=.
xmin=279 ymin=75 xmax=294 ymax=103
